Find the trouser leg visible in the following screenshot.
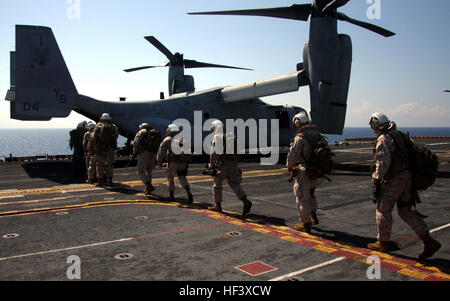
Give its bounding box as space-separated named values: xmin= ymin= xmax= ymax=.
xmin=294 ymin=172 xmax=316 ymax=224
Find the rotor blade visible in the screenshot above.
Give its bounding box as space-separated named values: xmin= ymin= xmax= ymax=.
xmin=144 ymin=36 xmax=177 ymax=62
xmin=184 ymin=59 xmax=252 ymax=70
xmin=188 ymin=4 xmax=312 ymax=21
xmin=124 ymin=62 xmax=169 ymax=72
xmin=444 ymin=90 xmax=450 ymax=93
xmin=337 ymin=12 xmax=395 ymax=37
xmin=322 ymin=0 xmax=350 ymax=14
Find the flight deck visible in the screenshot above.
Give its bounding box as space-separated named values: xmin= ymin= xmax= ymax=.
xmin=0 ymin=139 xmax=449 ymax=283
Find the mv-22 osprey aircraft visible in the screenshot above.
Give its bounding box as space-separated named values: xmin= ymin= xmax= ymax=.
xmin=5 ymin=0 xmax=394 ymax=151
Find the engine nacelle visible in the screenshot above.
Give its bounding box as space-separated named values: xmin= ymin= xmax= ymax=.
xmin=303 ymin=18 xmax=352 ymax=134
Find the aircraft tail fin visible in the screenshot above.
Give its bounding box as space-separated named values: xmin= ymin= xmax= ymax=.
xmin=5 ymin=25 xmax=77 ymax=120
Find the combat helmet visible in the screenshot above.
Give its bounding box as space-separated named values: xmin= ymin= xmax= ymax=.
xmin=292 ymin=111 xmax=311 ymax=128
xmin=100 ymin=113 xmax=112 ymax=122
xmin=369 ymin=112 xmax=390 ymax=131
xmin=210 ymin=120 xmax=224 ymax=132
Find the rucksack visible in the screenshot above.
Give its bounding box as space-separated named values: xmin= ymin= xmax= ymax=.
xmin=299 ymin=131 xmax=334 ymax=180
xmin=169 ymin=137 xmax=191 ymax=163
xmin=396 ymin=132 xmax=439 ymax=190
xmin=146 ymin=129 xmax=163 ymax=153
xmin=94 ymin=122 xmax=117 ymax=150
xmin=69 ymin=128 xmax=85 ymax=149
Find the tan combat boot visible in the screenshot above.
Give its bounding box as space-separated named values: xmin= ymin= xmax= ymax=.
xmin=242 ymin=198 xmax=252 ymax=216
xmin=185 ymin=187 xmax=193 ymax=204
xmin=147 ymin=184 xmax=155 ymax=195
xmin=293 ymin=223 xmax=312 ymax=234
xmin=367 ymin=240 xmax=389 ymax=252
xmin=168 ymin=190 xmax=175 ymax=202
xmin=143 ymin=181 xmax=149 ymax=195
xmin=418 ymin=236 xmax=441 ymax=260
xmin=208 ymin=202 xmax=222 ymax=213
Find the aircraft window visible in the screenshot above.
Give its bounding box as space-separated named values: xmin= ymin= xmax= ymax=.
xmin=275 ymin=111 xmax=290 ymax=129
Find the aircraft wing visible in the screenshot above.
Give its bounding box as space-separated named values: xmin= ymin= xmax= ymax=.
xmin=218 ymin=70 xmax=308 ymax=103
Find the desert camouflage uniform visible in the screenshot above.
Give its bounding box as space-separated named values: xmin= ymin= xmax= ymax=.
xmin=286 ymin=125 xmax=318 ymax=225
xmin=210 ymin=132 xmax=246 ymax=204
xmin=93 ymin=121 xmax=119 ymax=184
xmin=372 ymin=131 xmax=429 ymax=242
xmin=133 ymin=128 xmax=156 ymax=187
xmin=83 ymin=130 xmax=96 ymax=182
xmin=156 ymin=136 xmax=190 ymax=193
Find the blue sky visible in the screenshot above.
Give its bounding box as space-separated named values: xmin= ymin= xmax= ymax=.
xmin=1 ymin=0 xmax=449 ymax=128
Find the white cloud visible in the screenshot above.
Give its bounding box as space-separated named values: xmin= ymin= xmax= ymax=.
xmin=348 ymin=100 xmax=375 ymax=116
xmin=346 ymin=101 xmax=450 ymax=127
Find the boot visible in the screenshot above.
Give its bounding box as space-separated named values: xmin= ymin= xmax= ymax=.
xmin=185 ymin=187 xmax=194 ymax=204
xmin=95 ymin=180 xmax=104 ymax=187
xmin=143 ymin=181 xmax=149 ymax=195
xmin=147 ymin=183 xmax=155 ymax=195
xmin=168 ymin=190 xmax=175 ymax=202
xmin=208 ymin=202 xmax=222 ymax=213
xmin=242 ymin=197 xmax=252 ymax=216
xmin=105 ymin=177 xmax=113 ymax=186
xmin=367 ymin=240 xmax=389 ymax=252
xmin=311 ymin=211 xmax=319 ymax=225
xmin=293 ymin=223 xmax=312 ymax=234
xmin=86 ymin=178 xmax=95 ymax=184
xmin=418 ymin=235 xmax=441 ymax=260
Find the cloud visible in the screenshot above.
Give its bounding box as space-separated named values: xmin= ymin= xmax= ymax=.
xmin=387 ymin=102 xmax=421 ymax=115
xmin=347 ymin=101 xmax=450 ymax=127
xmin=348 ymin=100 xmax=374 ymax=115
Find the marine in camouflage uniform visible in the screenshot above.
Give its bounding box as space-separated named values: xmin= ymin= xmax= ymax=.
xmin=368 ymin=112 xmax=441 ymax=260
xmin=156 ymin=124 xmax=193 ymax=203
xmin=69 ymin=121 xmax=87 ymax=179
xmin=83 ymin=122 xmax=96 ymax=183
xmin=207 ymin=120 xmax=252 ymax=216
xmin=92 ymin=113 xmax=119 ymax=187
xmin=133 ymin=123 xmax=157 ymax=196
xmin=286 ymin=112 xmax=320 ymax=234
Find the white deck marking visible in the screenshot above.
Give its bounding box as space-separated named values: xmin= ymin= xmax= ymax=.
xmin=268 ymin=257 xmax=346 ymax=281
xmin=0 ymin=238 xmax=133 ymax=261
xmin=430 ymin=222 xmax=450 ymax=233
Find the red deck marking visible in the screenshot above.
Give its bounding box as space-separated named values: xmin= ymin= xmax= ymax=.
xmin=133 ymin=221 xmax=226 ymax=239
xmin=193 ymin=208 xmax=450 ymax=281
xmin=235 ymin=261 xmax=277 ymax=276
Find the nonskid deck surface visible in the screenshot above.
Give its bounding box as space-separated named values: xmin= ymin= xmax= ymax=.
xmin=0 ymin=139 xmax=449 ymax=282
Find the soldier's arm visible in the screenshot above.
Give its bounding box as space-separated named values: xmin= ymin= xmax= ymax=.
xmin=156 ymin=137 xmax=170 ymax=165
xmin=93 ymin=125 xmax=101 ymax=142
xmin=209 ymin=136 xmax=219 ymax=166
xmin=286 ymin=136 xmax=303 ymax=170
xmin=132 ymin=131 xmax=141 ymax=157
xmin=372 ymin=135 xmax=392 ymax=181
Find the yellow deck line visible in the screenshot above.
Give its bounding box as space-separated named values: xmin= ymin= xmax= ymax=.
xmin=1 ymin=198 xmax=448 ymax=281
xmin=0 ymin=168 xmax=288 ymax=198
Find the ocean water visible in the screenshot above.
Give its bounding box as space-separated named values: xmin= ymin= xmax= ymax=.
xmin=326 ymin=127 xmax=450 ymax=145
xmin=0 ymin=127 xmax=449 ymax=158
xmin=0 ymin=129 xmax=128 ymax=158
